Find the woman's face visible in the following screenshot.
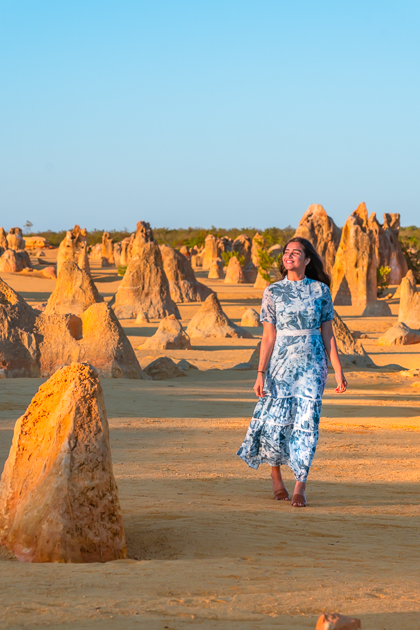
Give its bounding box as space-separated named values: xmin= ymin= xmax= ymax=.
xmin=283 ymin=241 xmax=310 ymax=274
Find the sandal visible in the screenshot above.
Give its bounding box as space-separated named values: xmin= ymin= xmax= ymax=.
xmin=291 ymin=493 xmax=307 ymax=507
xmin=274 ymin=489 xmax=290 ymax=501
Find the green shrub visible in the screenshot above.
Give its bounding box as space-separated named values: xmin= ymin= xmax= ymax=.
xmin=377 ymin=265 xmax=391 ymax=296
xmin=117 ymin=265 xmax=127 ymax=276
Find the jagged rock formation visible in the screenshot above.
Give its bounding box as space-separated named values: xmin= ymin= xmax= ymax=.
xmin=370 ymin=213 xmax=408 ymax=284
xmin=224 ymin=256 xmax=245 ymax=284
xmin=119 ymin=235 xmax=134 ymax=266
xmin=44 ymin=260 xmax=103 ymax=317
xmin=331 ymin=203 xmax=378 ymax=308
xmin=144 ymin=356 xmax=186 ymax=380
xmin=208 ymin=258 xmax=224 ymax=279
xmin=241 ymin=308 xmax=260 ymax=327
xmin=101 ymin=232 xmax=115 ymax=266
xmin=361 ymin=300 xmax=392 ymax=316
xmin=6 ymin=228 xmax=25 ymax=251
xmin=378 ymin=322 xmax=420 ymax=346
xmin=332 ymin=311 xmax=375 ymax=368
xmin=130 ymin=221 xmax=154 ymax=260
xmin=233 ymin=234 xmax=252 ymax=266
xmin=294 ymin=204 xmax=342 ymax=275
xmin=57 ymin=225 xmax=90 ymax=275
xmin=0 ymin=363 xmax=127 ymax=562
xmin=139 ymin=314 xmax=191 ymax=350
xmin=160 ymin=244 xmax=212 ymax=302
xmin=202 ymin=234 xmax=219 ymax=270
xmin=0 ymin=278 xmax=40 ymax=377
xmin=186 ymin=294 xmax=253 ymax=338
xmin=398 ymin=270 xmax=420 ymax=329
xmin=37 ymin=303 xmax=148 ymax=378
xmin=112 ymin=241 xmax=180 ymax=320
xmin=0 ymin=249 xmax=32 ymax=273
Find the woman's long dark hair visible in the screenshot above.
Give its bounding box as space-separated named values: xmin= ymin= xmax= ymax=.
xmin=280 ymin=237 xmax=331 ymax=287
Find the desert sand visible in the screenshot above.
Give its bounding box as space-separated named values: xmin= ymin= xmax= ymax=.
xmin=0 ymin=254 xmax=419 ymax=629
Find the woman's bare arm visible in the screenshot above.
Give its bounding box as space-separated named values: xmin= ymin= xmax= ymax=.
xmin=321 ymin=320 xmax=347 ymax=393
xmin=254 ymin=322 xmax=276 ymax=397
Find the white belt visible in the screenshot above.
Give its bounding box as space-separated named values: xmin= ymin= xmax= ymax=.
xmin=276 ymin=328 xmax=321 ymax=336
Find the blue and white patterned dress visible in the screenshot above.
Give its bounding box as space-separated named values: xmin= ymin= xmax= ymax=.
xmin=237 ymin=276 xmax=334 ymax=482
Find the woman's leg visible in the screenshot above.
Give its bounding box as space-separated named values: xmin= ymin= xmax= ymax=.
xmin=270 ymin=465 xmax=289 ymax=500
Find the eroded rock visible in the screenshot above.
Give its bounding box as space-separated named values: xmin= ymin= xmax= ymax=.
xmin=6 ymin=228 xmax=25 ymax=251
xmin=45 ymin=260 xmax=103 ymax=317
xmin=224 ymin=256 xmax=245 ymax=284
xmin=139 ymin=314 xmax=191 ymax=350
xmin=160 ymin=244 xmax=212 ymax=302
xmin=202 ymin=234 xmax=219 ymax=270
xmin=294 ymin=204 xmax=342 ymax=275
xmin=233 ymin=234 xmax=252 ymax=267
xmin=398 ymin=270 xmax=420 ymax=329
xmin=378 ymin=322 xmax=420 ymax=346
xmin=0 ymin=362 xmax=127 ymax=563
xmin=332 ymin=311 xmax=375 ymax=368
xmin=361 ymin=300 xmax=392 ymax=317
xmin=186 ymin=294 xmax=253 ymax=338
xmin=0 ymin=249 xmax=32 ymax=273
xmin=241 ymin=308 xmax=260 ymax=327
xmin=144 ymin=356 xmax=186 ymax=380
xmin=57 ymin=226 xmax=90 ymax=275
xmin=101 ymin=232 xmax=115 ymax=266
xmin=208 ymin=258 xmax=224 ymax=279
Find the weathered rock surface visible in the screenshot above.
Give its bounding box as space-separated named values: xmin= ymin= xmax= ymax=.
xmin=186 ymin=294 xmax=253 ymax=339
xmin=144 ymin=356 xmax=186 ymax=380
xmin=332 ymin=311 xmax=375 ymax=368
xmin=0 ymin=249 xmax=32 ymax=273
xmin=23 ymin=236 xmax=52 ymax=250
xmin=177 ymin=359 xmax=198 ymax=372
xmin=139 ymin=315 xmax=191 ymax=350
xmin=202 ymin=234 xmax=219 ymax=270
xmin=233 ymin=234 xmax=252 ymax=267
xmin=89 ymin=243 xmax=103 ymax=260
xmin=0 ymin=228 xmax=8 ymax=251
xmin=101 ymin=232 xmax=115 ymax=266
xmin=130 ymin=221 xmax=154 ymax=260
xmin=112 ymin=241 xmax=180 ymax=320
xmin=160 ymin=244 xmax=212 ymax=302
xmin=370 ymin=213 xmax=408 ymax=284
xmin=119 ymin=235 xmax=134 ymax=266
xmin=331 ymin=203 xmax=378 ymax=308
xmin=378 ymin=322 xmax=420 ymax=346
xmin=0 ymin=363 xmax=127 ymax=562
xmin=57 ymin=226 xmax=90 ymax=275
xmin=316 ymin=612 xmax=361 ymax=630
xmin=224 ymin=256 xmax=245 ymax=284
xmin=135 ymin=310 xmax=150 ymax=324
xmin=37 ymin=303 xmax=148 ymax=378
xmin=41 ymin=266 xmax=57 ymax=280
xmin=241 ymin=308 xmax=260 ymax=327
xmin=208 ymin=258 xmax=224 ymax=279
xmin=294 ymin=204 xmax=342 ymax=275
xmin=44 ymin=260 xmax=103 ymax=317
xmin=7 ymin=228 xmax=26 ymax=251
xmin=243 ymin=262 xmax=258 ymax=283
xmin=361 ymin=300 xmax=392 ymax=317
xmin=251 ymin=233 xmax=264 ymax=266
xmin=398 ymin=270 xmax=420 ymax=329
xmin=0 ymin=278 xmax=40 ymax=377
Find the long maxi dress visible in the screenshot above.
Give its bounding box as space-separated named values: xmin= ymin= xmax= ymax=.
xmin=237 ymin=276 xmax=335 ymax=482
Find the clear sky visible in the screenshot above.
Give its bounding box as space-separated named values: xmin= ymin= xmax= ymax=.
xmin=1 ymin=0 xmax=419 ymax=232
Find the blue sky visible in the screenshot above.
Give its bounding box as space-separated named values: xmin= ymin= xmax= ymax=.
xmin=1 ymin=0 xmax=419 ymax=232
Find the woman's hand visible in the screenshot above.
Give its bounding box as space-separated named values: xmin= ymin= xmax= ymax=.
xmin=335 ymin=370 xmax=347 ymax=393
xmin=253 ymin=373 xmax=266 ymax=398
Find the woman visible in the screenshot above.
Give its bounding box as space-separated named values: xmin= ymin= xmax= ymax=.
xmin=237 ymin=237 xmax=347 ymax=507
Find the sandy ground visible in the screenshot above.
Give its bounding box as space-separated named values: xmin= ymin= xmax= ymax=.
xmin=0 ymin=257 xmax=419 ymax=629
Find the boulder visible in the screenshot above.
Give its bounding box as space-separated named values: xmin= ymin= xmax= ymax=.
xmin=243 ymin=262 xmax=258 ymax=283
xmin=57 ymin=225 xmax=90 ymax=275
xmin=159 ymin=244 xmax=212 ymax=302
xmin=139 ymin=314 xmax=191 ymax=350
xmin=186 ymin=294 xmax=253 ymax=338
xmin=101 ymin=232 xmax=115 ymax=265
xmin=398 ymin=270 xmax=420 ymax=329
xmin=208 ymin=258 xmax=225 ymax=279
xmin=331 ymin=203 xmax=378 ymax=308
xmin=332 ymin=311 xmax=375 ymax=368
xmin=316 ymin=612 xmax=361 ymax=630
xmin=6 ymin=228 xmax=25 ymax=251
xmin=144 ymin=356 xmax=186 ymax=380
xmin=0 ymin=363 xmax=127 ymax=562
xmin=37 ymin=303 xmax=148 ymax=379
xmin=378 ymin=322 xmax=420 ymax=346
xmin=44 ymin=260 xmax=103 ymax=317
xmin=361 ymin=300 xmax=392 ymax=316
xmin=202 ymin=234 xmax=219 ymax=270
xmin=0 ymin=249 xmax=32 ymax=273
xmin=241 ymin=308 xmax=260 ymax=327
xmin=224 ymin=256 xmax=245 ymax=284
xmin=233 ymin=234 xmax=252 ymax=266
xmin=23 ymin=236 xmax=52 ymax=250
xmin=294 ymin=204 xmax=342 ymax=275
xmin=0 ymin=278 xmax=40 ymax=377
xmin=111 ymin=241 xmax=180 ymax=320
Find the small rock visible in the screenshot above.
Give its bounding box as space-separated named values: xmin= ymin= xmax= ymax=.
xmin=177 ymin=359 xmax=199 ymax=372
xmin=144 ymin=356 xmax=186 ymax=380
xmin=316 ymin=612 xmax=361 ymax=630
xmin=135 ymin=311 xmax=150 ymax=324
xmin=378 ymin=322 xmax=420 ymax=346
xmin=139 ymin=314 xmax=191 ymax=350
xmin=362 ymin=300 xmax=392 ymax=316
xmin=241 ymin=308 xmax=260 ymax=327
xmin=41 ymin=266 xmax=57 ymax=280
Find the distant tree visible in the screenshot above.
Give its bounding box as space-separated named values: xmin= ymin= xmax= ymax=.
xmin=24 ymin=220 xmax=33 ymax=234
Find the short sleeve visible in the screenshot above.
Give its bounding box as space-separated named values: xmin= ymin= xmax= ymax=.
xmin=320 ymin=285 xmax=335 ymax=323
xmin=260 ymin=287 xmax=276 ymax=324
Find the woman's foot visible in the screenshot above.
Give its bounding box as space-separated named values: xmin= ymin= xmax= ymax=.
xmin=270 ymin=467 xmax=289 ymax=501
xmin=291 ymin=480 xmax=306 ymax=507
